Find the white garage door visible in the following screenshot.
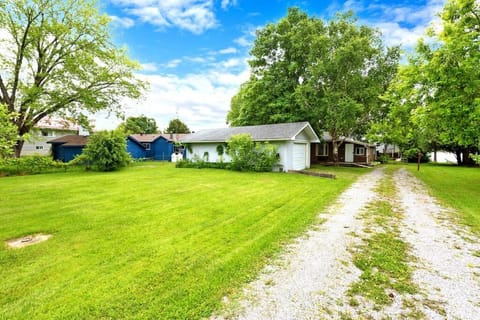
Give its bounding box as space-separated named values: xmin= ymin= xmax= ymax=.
xmin=293 ymin=143 xmax=307 ymax=170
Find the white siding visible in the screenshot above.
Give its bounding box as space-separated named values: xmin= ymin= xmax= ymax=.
xmin=188 ymin=144 xmax=232 ymax=163
xmin=186 ymin=126 xmax=315 ymax=172
xmin=345 ymin=143 xmax=354 ymax=162
xmin=292 ymin=143 xmax=307 ymax=170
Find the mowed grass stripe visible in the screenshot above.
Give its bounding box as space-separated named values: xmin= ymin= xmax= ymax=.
xmin=407 ymin=164 xmax=480 ymax=234
xmin=0 ymin=163 xmax=367 ymax=319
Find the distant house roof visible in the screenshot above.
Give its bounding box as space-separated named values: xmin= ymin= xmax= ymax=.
xmin=181 ymin=122 xmax=319 ymax=143
xmin=36 ymin=117 xmax=79 ymax=131
xmin=47 ymin=135 xmax=88 ymax=147
xmin=129 ymin=133 xmax=189 ymax=144
xmin=129 ymin=134 xmax=163 ymax=143
xmin=321 ymin=132 xmax=375 ymax=147
xmin=161 ymin=133 xmax=190 ymax=142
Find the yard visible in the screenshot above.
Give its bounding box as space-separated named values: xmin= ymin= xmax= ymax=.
xmin=408 ymin=163 xmax=480 ymax=234
xmin=0 ymin=163 xmax=367 ymax=319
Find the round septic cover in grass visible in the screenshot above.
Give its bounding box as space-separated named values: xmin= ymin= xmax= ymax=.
xmin=6 ymin=234 xmax=52 ymax=249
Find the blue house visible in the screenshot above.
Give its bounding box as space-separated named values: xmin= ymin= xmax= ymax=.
xmin=48 ymin=133 xmax=188 ymax=162
xmin=47 ymin=135 xmax=88 ymax=162
xmin=127 ymin=133 xmax=188 ymax=161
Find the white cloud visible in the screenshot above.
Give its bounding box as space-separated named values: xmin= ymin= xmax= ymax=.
xmin=109 ymin=15 xmax=135 ymax=28
xmin=165 ymin=59 xmax=182 ymax=68
xmin=346 ymin=0 xmax=446 ymax=50
xmin=110 ymin=0 xmax=217 ymax=34
xmin=233 ymin=26 xmax=259 ymax=48
xmin=221 ymin=0 xmax=237 ymax=10
xmin=219 ymin=47 xmax=237 ymax=54
xmin=94 ymin=58 xmax=250 ymax=132
xmin=140 ymin=62 xmax=158 ymax=72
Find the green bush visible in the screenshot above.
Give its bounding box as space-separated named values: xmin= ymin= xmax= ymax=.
xmin=76 ymin=130 xmax=131 ymax=171
xmin=175 ymin=158 xmax=228 ymax=169
xmin=471 ymin=154 xmax=480 ymax=165
xmin=227 ymin=133 xmax=279 ymax=172
xmin=0 ymin=155 xmax=68 ymax=176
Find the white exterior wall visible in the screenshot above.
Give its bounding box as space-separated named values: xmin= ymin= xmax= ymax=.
xmin=21 ymin=128 xmax=79 ymax=156
xmin=186 ymin=132 xmax=313 ymax=172
xmin=189 ymin=144 xmax=232 ymax=163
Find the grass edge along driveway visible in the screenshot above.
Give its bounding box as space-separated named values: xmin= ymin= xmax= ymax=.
xmin=0 ymin=163 xmax=368 ymax=319
xmin=407 ymin=163 xmax=480 ymax=235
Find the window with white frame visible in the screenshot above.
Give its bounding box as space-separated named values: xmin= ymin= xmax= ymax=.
xmin=142 ymin=143 xmax=151 ymax=150
xmin=355 ymin=146 xmax=365 ymax=156
xmin=316 ymin=143 xmax=328 ymax=156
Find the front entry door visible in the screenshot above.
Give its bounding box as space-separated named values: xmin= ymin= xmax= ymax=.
xmin=345 ymin=143 xmax=354 ymax=162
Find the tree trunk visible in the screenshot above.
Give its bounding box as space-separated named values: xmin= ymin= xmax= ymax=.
xmin=455 ymin=149 xmax=462 ymax=166
xmin=332 ymin=139 xmax=339 ymax=166
xmin=14 ymin=140 xmax=24 ymax=158
xmin=462 ymin=148 xmax=475 ymax=166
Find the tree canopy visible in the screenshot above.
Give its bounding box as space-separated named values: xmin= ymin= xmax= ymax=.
xmin=165 ymin=118 xmax=190 ymax=134
xmin=227 ymin=8 xmax=399 ymax=162
xmin=373 ymin=0 xmax=480 ymax=165
xmin=0 ymin=0 xmax=147 ymax=156
xmin=119 ymin=115 xmax=158 ymax=134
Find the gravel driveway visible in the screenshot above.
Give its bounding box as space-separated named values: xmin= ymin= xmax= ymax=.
xmin=211 ymin=168 xmax=480 ymax=320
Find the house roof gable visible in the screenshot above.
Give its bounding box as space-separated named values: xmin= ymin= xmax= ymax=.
xmin=181 ymin=122 xmax=320 ymax=143
xmin=47 ymin=135 xmax=88 ymax=147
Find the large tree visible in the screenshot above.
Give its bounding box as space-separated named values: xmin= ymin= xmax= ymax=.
xmin=0 ymin=0 xmax=146 ymax=157
xmin=227 ymin=8 xmax=324 ymax=126
xmin=377 ymin=0 xmax=480 ymax=165
xmin=228 ymin=8 xmax=399 ymax=163
xmin=296 ymin=13 xmax=400 ymax=162
xmin=165 ymin=118 xmax=190 ymax=134
xmin=119 ymin=115 xmax=158 ymax=134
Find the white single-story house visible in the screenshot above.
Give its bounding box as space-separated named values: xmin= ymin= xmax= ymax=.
xmin=180 ymin=122 xmax=320 ymax=172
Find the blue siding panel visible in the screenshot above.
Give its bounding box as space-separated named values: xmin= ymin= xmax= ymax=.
xmin=63 ymin=147 xmax=83 ymax=162
xmin=152 ymin=137 xmax=171 ymax=161
xmin=127 ymin=139 xmax=147 ymax=159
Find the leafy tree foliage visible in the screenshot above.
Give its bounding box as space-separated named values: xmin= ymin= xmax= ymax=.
xmin=76 ymin=130 xmax=131 ymax=171
xmin=374 ymin=0 xmax=480 ymax=165
xmin=226 ymin=133 xmax=278 ymax=172
xmin=0 ymin=104 xmax=18 ymax=158
xmin=166 ymin=118 xmax=191 ymax=133
xmin=0 ymin=0 xmax=146 ymax=157
xmin=119 ymin=115 xmax=158 ymax=134
xmin=228 ymin=8 xmax=399 ymax=163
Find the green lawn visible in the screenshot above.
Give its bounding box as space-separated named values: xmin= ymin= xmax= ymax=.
xmin=407 ymin=164 xmax=480 ymax=234
xmin=0 ymin=163 xmax=367 ymax=319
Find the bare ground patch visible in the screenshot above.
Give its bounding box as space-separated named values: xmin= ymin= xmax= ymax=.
xmin=6 ymin=234 xmax=52 ymax=249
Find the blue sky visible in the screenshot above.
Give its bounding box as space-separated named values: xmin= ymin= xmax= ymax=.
xmin=95 ymin=0 xmax=446 ymax=132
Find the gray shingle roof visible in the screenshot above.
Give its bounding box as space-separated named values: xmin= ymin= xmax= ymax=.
xmin=181 ymin=122 xmax=319 ymax=143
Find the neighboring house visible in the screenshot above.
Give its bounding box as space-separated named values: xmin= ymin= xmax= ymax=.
xmin=127 ymin=133 xmax=188 ymax=160
xmin=48 ymin=135 xmax=88 ymax=162
xmin=47 ymin=132 xmax=188 ymax=163
xmin=377 ymin=144 xmax=401 ymax=159
xmin=21 ymin=118 xmax=81 ymax=156
xmin=311 ymin=133 xmax=376 ymax=165
xmin=180 ymin=122 xmax=320 ymax=172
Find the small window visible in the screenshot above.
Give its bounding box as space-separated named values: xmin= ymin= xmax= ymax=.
xmin=36 ymin=145 xmax=44 ymax=150
xmin=142 ymin=143 xmax=151 ymax=150
xmin=41 ymin=130 xmax=49 ymax=137
xmin=355 ymin=146 xmax=365 ymax=156
xmin=316 ymin=143 xmax=328 ymax=156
